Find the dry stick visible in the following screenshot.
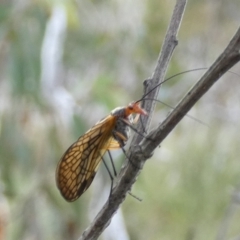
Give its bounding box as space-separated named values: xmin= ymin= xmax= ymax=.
xmin=132 ymin=0 xmax=187 ymax=144
xmin=79 ymin=1 xmax=187 ymax=240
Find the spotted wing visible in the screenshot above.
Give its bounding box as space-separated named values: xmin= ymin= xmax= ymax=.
xmin=56 ymin=115 xmax=119 ymax=202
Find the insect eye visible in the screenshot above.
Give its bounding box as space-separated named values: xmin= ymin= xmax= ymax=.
xmin=128 ymin=102 xmax=136 ymax=110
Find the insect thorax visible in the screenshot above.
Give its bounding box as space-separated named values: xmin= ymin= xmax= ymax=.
xmin=111 ymin=107 xmax=133 ymax=147
xmin=111 ymin=106 xmax=126 ymax=117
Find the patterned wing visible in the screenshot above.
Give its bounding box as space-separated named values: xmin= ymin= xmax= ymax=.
xmin=56 ymin=115 xmax=118 ymax=202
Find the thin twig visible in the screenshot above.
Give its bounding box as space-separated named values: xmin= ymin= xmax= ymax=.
xmin=132 ymin=0 xmax=187 ymax=144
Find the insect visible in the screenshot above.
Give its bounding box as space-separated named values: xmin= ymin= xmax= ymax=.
xmin=56 ymin=101 xmax=147 ymax=202
xmin=56 ymin=68 xmax=210 ymax=202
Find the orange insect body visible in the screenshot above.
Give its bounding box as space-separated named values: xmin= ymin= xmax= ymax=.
xmin=56 ymin=102 xmax=147 ymax=202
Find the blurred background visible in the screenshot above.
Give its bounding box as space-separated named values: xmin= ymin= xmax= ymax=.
xmin=0 ymin=0 xmax=240 ymax=239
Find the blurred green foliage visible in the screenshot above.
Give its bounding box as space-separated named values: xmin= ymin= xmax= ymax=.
xmin=0 ymin=0 xmax=240 ymax=239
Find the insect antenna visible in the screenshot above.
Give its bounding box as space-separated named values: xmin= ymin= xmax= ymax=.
xmin=142 ymin=97 xmax=208 ymax=126
xmin=129 ymin=66 xmax=240 ymax=148
xmin=136 ymin=67 xmax=240 ymax=104
xmin=129 ymin=68 xmax=212 ymax=145
xmin=135 ymin=67 xmax=208 ymax=104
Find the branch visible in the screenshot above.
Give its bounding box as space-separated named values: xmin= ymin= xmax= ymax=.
xmin=142 ymin=26 xmax=240 ymax=154
xmin=79 ymin=0 xmax=187 ymax=239
xmin=132 ymin=0 xmax=187 ymax=144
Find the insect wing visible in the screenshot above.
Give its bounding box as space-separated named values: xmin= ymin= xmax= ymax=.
xmin=56 ymin=114 xmax=118 ymax=202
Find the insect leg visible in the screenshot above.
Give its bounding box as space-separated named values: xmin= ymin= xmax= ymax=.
xmin=107 ymin=150 xmax=117 ymax=177
xmin=101 ymin=154 xmax=114 ymax=197
xmin=112 ymin=119 xmax=151 ymax=168
xmin=119 ymin=145 xmax=140 ymax=170
xmin=118 ymin=146 xmax=143 ymax=201
xmin=119 ymin=118 xmax=153 ymax=142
